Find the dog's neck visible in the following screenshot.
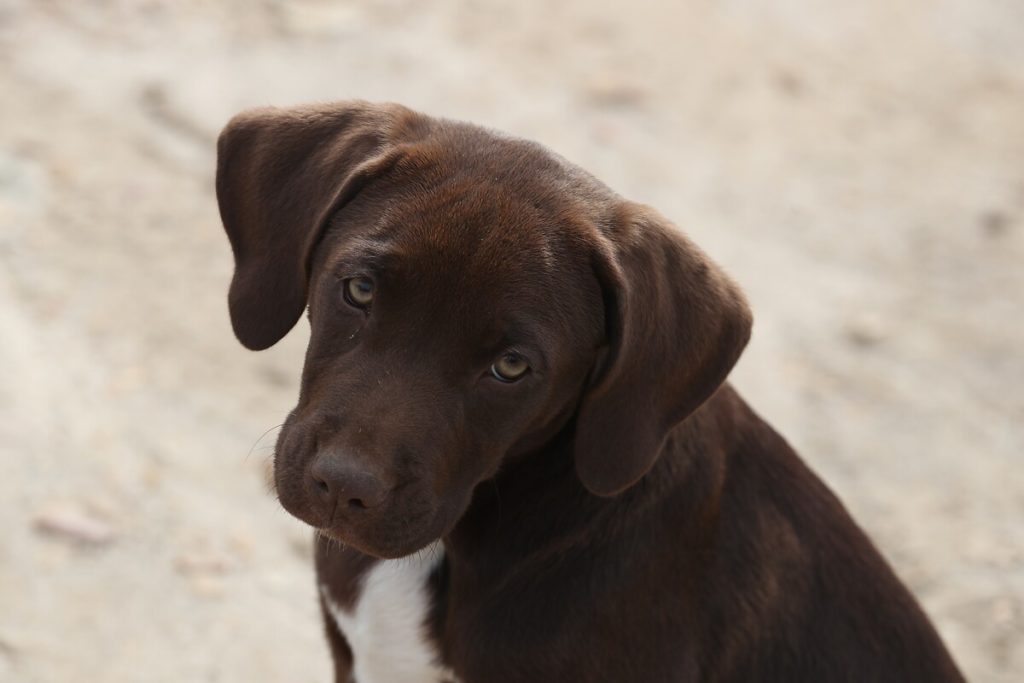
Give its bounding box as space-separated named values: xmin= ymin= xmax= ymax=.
xmin=442 ymin=386 xmax=736 ymax=586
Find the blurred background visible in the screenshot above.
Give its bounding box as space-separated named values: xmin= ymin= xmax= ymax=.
xmin=1 ymin=0 xmax=1022 ymax=681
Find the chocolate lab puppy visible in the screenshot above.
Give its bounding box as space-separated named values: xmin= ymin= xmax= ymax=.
xmin=215 ymin=101 xmax=964 ymax=682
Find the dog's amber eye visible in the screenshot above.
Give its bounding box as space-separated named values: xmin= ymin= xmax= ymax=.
xmin=344 ymin=277 xmax=374 ymax=308
xmin=491 ymin=352 xmax=530 ymax=382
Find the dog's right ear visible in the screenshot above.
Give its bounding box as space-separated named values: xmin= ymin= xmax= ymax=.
xmin=215 ymin=101 xmax=424 ymax=350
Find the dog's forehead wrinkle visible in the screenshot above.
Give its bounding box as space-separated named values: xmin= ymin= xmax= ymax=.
xmin=362 ymin=149 xmax=586 ymax=281
xmin=375 ymin=210 xmax=559 ymax=292
xmin=332 ymin=238 xmax=395 ymax=268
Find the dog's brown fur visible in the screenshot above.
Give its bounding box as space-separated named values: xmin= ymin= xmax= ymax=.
xmin=216 ymin=101 xmax=964 ymax=682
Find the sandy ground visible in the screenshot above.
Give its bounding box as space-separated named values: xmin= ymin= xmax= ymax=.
xmin=0 ymin=0 xmax=1022 ymax=681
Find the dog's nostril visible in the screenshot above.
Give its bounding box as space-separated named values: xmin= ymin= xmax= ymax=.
xmin=309 ymin=455 xmax=388 ymax=511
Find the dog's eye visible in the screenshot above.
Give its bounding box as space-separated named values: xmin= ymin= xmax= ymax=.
xmin=343 ymin=277 xmax=374 ymax=308
xmin=491 ymin=352 xmax=530 ymax=382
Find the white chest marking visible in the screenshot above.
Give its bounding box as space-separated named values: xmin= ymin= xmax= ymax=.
xmin=321 ymin=542 xmax=459 ymax=683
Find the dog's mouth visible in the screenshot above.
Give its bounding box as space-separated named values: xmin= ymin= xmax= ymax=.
xmin=311 ymin=506 xmax=449 ymax=559
xmin=314 ymin=522 xmax=438 ymax=559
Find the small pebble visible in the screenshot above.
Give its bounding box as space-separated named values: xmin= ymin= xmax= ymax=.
xmin=774 ymin=69 xmax=806 ymax=98
xmin=258 ymin=363 xmax=291 ymax=388
xmin=0 ymin=632 xmax=19 ymax=657
xmin=188 ymin=575 xmax=224 ymax=599
xmin=581 ymin=76 xmax=646 ymax=108
xmin=980 ymin=209 xmax=1011 ymax=237
xmin=992 ymin=598 xmax=1016 ymax=626
xmin=229 ymin=531 xmax=254 ymax=560
xmin=174 ymin=550 xmax=230 ymax=576
xmin=83 ymin=494 xmax=120 ymax=518
xmin=844 ymin=312 xmax=888 ymax=348
xmin=32 ymin=502 xmax=116 ymax=546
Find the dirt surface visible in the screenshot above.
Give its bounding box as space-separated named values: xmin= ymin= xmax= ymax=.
xmin=1 ymin=1 xmax=1022 ymax=681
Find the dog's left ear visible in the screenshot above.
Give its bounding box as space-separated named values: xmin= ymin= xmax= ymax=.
xmin=574 ymin=204 xmax=752 ymax=497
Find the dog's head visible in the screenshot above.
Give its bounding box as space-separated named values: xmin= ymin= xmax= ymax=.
xmin=216 ymin=102 xmax=751 ymax=558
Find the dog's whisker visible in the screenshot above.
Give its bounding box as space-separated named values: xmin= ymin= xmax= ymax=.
xmin=316 ymin=528 xmax=329 ymax=558
xmin=245 ymin=423 xmax=284 ymax=463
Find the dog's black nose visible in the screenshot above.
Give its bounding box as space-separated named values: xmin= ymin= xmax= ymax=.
xmin=309 ymin=455 xmax=388 ymax=511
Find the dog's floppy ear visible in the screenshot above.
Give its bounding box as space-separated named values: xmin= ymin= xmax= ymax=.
xmin=574 ymin=204 xmax=752 ymax=496
xmin=215 ymin=101 xmax=422 ymax=350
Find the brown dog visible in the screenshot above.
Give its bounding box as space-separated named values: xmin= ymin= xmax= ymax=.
xmin=215 ymin=101 xmax=964 ymax=682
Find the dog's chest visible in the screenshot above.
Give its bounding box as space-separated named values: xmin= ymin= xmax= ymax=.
xmin=321 ymin=542 xmax=456 ymax=683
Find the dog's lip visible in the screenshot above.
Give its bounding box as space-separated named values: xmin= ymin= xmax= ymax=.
xmin=317 ymin=524 xmax=440 ymax=560
xmin=316 ymin=525 xmax=357 ymax=550
xmin=316 ymin=498 xmax=452 ymax=559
